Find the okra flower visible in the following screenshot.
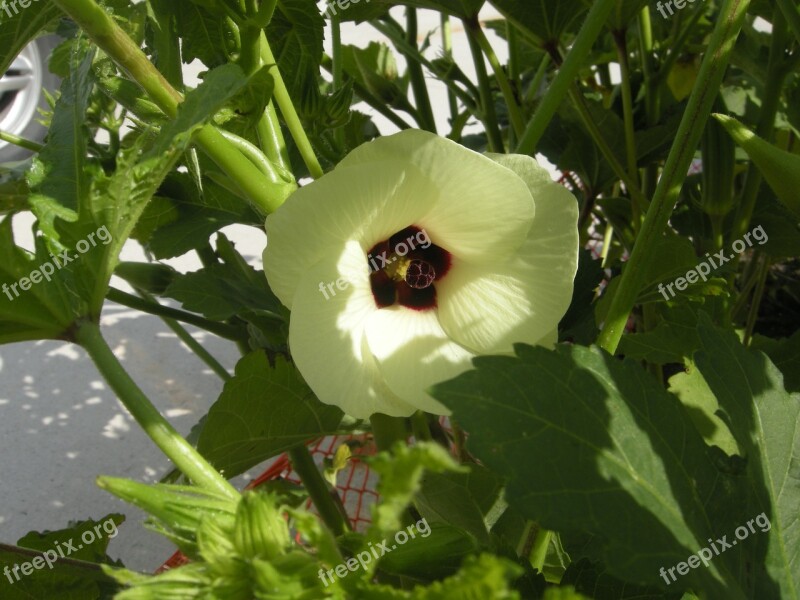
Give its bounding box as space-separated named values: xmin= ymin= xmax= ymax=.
xmin=263 ymin=131 xmax=578 ymax=419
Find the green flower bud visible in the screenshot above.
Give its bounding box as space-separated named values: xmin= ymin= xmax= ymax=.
xmin=325 ymin=81 xmax=354 ymax=128
xmin=233 ymin=491 xmax=291 ymax=560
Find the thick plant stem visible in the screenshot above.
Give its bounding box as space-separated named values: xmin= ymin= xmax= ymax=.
xmin=370 ymin=413 xmax=408 ymax=453
xmin=260 ymin=33 xmax=324 ymax=179
xmin=75 ymin=320 xmax=238 ymax=499
xmin=516 ymin=0 xmax=617 ymax=154
xmin=465 ymin=18 xmax=525 ymax=139
xmin=51 ymin=0 xmax=287 ymax=215
xmin=597 ymin=0 xmax=752 ymax=354
xmin=406 ymin=8 xmax=437 ymax=133
xmin=466 ymin=30 xmax=504 ymax=152
xmin=288 ymin=445 xmax=349 ymax=535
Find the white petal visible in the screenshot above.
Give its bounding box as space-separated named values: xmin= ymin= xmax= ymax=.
xmin=364 ymin=307 xmax=475 ymax=415
xmin=289 ymin=241 xmax=417 ymax=419
xmin=264 ymin=160 xmax=428 ymax=308
xmin=438 ymin=155 xmax=579 ymax=354
xmin=338 ymin=130 xmax=535 ymax=263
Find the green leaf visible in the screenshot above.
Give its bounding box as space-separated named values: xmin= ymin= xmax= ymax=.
xmin=668 ymin=361 xmax=739 ymax=456
xmin=619 ymin=304 xmax=703 ymax=364
xmin=713 ymin=113 xmax=800 ymax=218
xmin=0 ymin=0 xmax=63 ymax=74
xmin=366 ymin=0 xmax=484 ymax=19
xmin=489 ymin=0 xmax=587 ymax=46
xmin=0 ymin=514 xmax=124 ymax=600
xmin=751 ymin=330 xmax=800 ymax=394
xmin=267 ymin=0 xmax=324 ymax=101
xmin=431 ymin=344 xmax=752 ymax=596
xmin=416 ymin=466 xmax=504 ymax=546
xmin=164 ymin=262 xmax=282 ymax=322
xmin=176 ymin=2 xmax=235 ymax=68
xmin=27 ymin=44 xmax=97 ymax=242
xmin=196 ymin=353 xmax=344 ymax=478
xmin=367 ymin=442 xmax=465 ymax=542
xmin=559 ymin=249 xmax=604 ymax=344
xmin=151 ymin=63 xmax=250 ymax=157
xmin=695 ymin=316 xmax=800 ymax=598
xmin=560 ymin=558 xmax=675 ymax=599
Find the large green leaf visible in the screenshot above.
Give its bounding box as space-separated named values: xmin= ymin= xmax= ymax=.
xmin=196 ymin=353 xmax=344 ymax=478
xmin=695 ymin=317 xmax=800 ymax=598
xmin=431 ymin=343 xmax=754 ymax=597
xmin=176 ymin=2 xmax=235 ymax=68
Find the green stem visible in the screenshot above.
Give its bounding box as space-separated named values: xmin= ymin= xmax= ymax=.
xmin=743 ymin=254 xmax=769 ymax=346
xmin=776 ymin=0 xmax=800 ymax=44
xmin=597 ymin=0 xmax=753 ymax=354
xmin=260 ymin=101 xmax=291 ymax=170
xmin=410 ymin=411 xmax=433 ymax=442
xmin=137 ymin=288 xmax=232 ymax=381
xmin=465 ymin=17 xmax=525 ymax=139
xmin=613 ymin=31 xmax=640 ymax=186
xmin=288 ymin=445 xmax=349 ymax=535
xmin=442 ymin=14 xmax=458 ymax=122
xmin=75 ymin=320 xmax=238 ymax=499
xmin=218 ymin=128 xmax=292 ymax=184
xmin=567 ymin=83 xmax=647 ymax=214
xmin=331 ymin=10 xmax=345 ymax=148
xmin=0 ymin=129 xmax=44 ymax=152
xmin=370 ymin=19 xmax=479 ymax=111
xmin=107 ymin=287 xmax=244 ymax=341
xmin=405 ymin=8 xmax=437 ymax=133
xmin=516 ymin=0 xmax=617 ymax=154
xmin=466 ymin=29 xmax=504 ymax=152
xmin=732 ymin=14 xmax=788 ymax=240
xmin=638 ymin=7 xmax=660 ymax=202
xmin=260 ymin=33 xmax=324 ymax=179
xmin=524 ymin=54 xmax=550 ymax=103
xmin=52 ymin=0 xmax=288 ymax=215
xmin=370 ymin=413 xmax=408 ymax=453
xmin=655 ymin=0 xmax=707 ymax=89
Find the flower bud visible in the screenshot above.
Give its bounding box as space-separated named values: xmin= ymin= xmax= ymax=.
xmin=233 ymin=491 xmax=291 ymax=560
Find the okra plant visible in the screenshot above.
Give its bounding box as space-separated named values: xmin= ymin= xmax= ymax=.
xmin=0 ymin=0 xmax=798 ymax=598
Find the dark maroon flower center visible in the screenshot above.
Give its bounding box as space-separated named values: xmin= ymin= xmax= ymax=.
xmin=367 ymin=226 xmax=451 ymax=310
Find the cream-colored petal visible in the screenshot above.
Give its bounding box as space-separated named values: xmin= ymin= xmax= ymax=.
xmin=437 ymin=155 xmax=579 ymax=354
xmin=289 ymin=241 xmax=417 ymax=419
xmin=364 ymin=307 xmax=475 ymax=415
xmin=264 ymin=160 xmax=427 ymax=308
xmin=337 ymin=130 xmax=535 ymax=263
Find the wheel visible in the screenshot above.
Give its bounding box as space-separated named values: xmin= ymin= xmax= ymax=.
xmin=0 ymin=35 xmax=62 ymax=163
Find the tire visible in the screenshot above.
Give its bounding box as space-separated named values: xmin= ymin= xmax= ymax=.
xmin=0 ymin=35 xmax=62 ymax=163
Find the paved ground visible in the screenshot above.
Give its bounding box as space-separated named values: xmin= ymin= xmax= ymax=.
xmin=0 ymin=5 xmax=506 ymax=573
